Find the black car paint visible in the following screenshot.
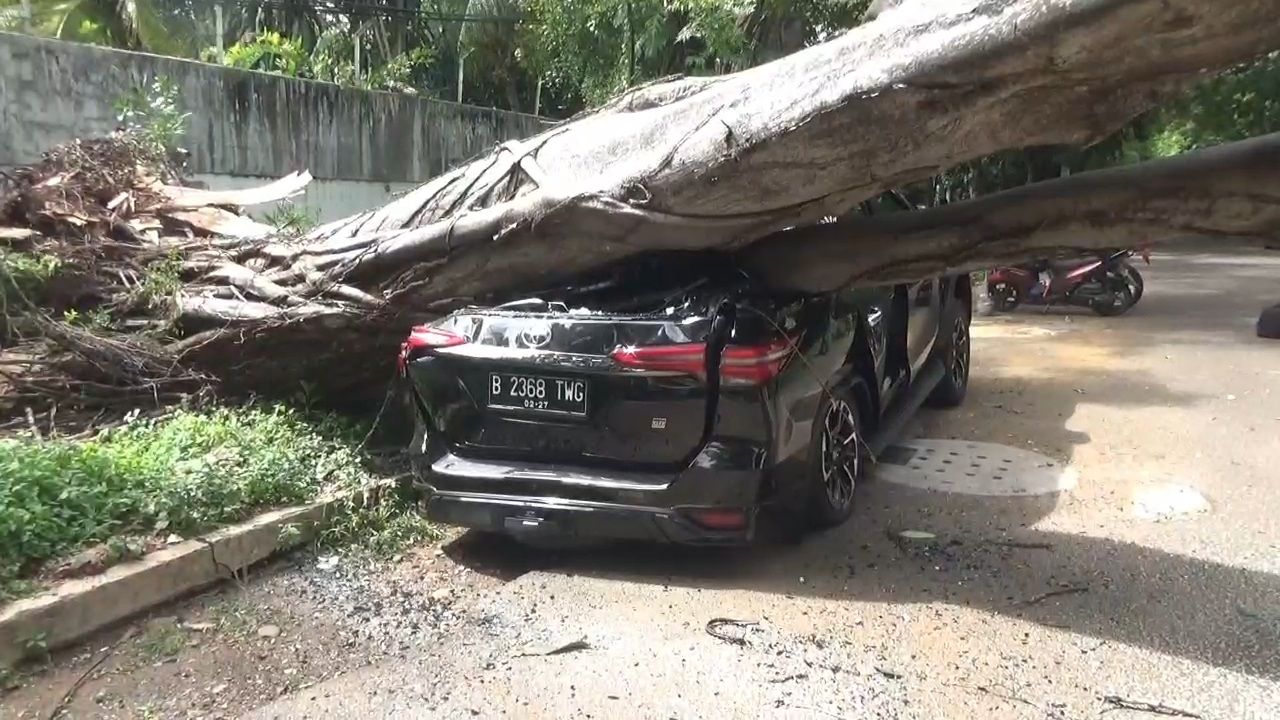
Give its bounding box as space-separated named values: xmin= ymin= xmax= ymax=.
xmin=405 ymin=195 xmax=967 ymax=544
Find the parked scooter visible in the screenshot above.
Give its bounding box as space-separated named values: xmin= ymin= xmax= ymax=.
xmin=987 ymin=248 xmax=1149 ymax=316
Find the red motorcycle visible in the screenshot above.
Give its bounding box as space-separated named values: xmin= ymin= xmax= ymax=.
xmin=987 ymin=247 xmax=1149 ymax=316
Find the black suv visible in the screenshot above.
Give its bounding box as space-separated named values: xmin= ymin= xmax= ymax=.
xmin=401 ymin=192 xmax=971 ymax=544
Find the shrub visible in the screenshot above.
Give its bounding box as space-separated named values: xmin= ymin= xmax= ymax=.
xmin=0 ymin=406 xmax=374 ymax=601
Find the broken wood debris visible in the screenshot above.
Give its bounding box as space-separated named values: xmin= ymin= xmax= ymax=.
xmin=152 ymin=171 xmax=313 ymax=210
xmin=0 ymin=134 xmax=315 ymax=426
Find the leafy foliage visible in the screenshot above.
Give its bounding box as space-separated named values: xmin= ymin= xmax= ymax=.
xmin=136 ymin=251 xmax=184 ymax=309
xmin=0 ymin=406 xmax=375 ymax=601
xmin=263 ymin=202 xmax=320 ymax=235
xmin=320 ymin=487 xmax=442 ymax=558
xmin=0 ymin=0 xmax=203 ymax=56
xmin=926 ymin=54 xmax=1280 ymax=203
xmin=5 ymin=0 xmax=876 ymax=117
xmin=0 ymin=251 xmax=60 ymax=310
xmin=113 ymin=76 xmax=190 ymax=155
xmin=222 ymin=30 xmax=309 ymax=75
xmin=1119 ymin=53 xmax=1280 ymax=161
xmin=524 ymin=0 xmax=748 ymax=110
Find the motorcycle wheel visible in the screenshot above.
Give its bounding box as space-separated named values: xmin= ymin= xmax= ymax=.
xmin=1092 ymin=271 xmax=1138 ymax=316
xmin=988 ymin=281 xmax=1020 ymax=311
xmin=1121 ymin=263 xmax=1144 ymax=303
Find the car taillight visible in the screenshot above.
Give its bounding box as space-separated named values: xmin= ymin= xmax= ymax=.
xmin=398 ymin=325 xmax=467 ymax=374
xmin=609 ymin=340 xmax=793 ymax=386
xmin=610 ymin=344 xmax=707 ymax=376
xmin=721 ymin=341 xmax=793 ymax=385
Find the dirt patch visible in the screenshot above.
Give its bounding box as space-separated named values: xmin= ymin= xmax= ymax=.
xmin=0 ymin=541 xmax=487 ymax=720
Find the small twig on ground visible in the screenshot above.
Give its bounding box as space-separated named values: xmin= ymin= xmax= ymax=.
xmin=1101 ymin=695 xmax=1202 ymax=718
xmin=874 ymin=666 xmax=903 ymax=680
xmin=768 ymin=672 xmax=809 ymax=684
xmin=986 ymin=539 xmax=1054 ymax=551
xmin=945 ymin=682 xmax=1041 ymax=711
xmin=1022 ymin=584 xmax=1089 ymax=605
xmin=705 ymin=617 xmax=758 ymax=645
xmin=45 ymin=626 xmax=138 ymax=720
xmin=788 ymin=706 xmax=848 ymax=720
xmin=512 ymin=637 xmax=590 ymax=657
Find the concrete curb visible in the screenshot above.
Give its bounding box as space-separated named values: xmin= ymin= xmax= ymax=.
xmin=0 ymin=490 xmax=363 ymax=667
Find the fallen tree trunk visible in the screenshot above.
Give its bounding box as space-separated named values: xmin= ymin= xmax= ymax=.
xmin=6 ymin=0 xmax=1280 ymax=416
xmin=167 ymin=0 xmax=1280 ymax=399
xmin=744 ymin=132 xmax=1280 ymax=289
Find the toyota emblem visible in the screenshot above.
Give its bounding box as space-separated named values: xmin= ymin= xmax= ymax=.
xmin=520 ymin=323 xmax=552 ymax=348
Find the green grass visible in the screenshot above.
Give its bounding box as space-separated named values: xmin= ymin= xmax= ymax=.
xmin=136 ymin=622 xmax=186 ymax=660
xmin=0 ymin=406 xmax=376 ymax=602
xmin=0 ymin=249 xmax=60 ymax=311
xmin=319 ymin=488 xmax=441 ymax=557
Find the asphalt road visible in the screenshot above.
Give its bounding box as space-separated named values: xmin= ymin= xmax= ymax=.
xmin=7 ymin=240 xmax=1277 ymax=720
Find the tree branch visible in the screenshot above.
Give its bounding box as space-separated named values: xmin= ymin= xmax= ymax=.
xmin=743 ymin=132 xmax=1280 ymax=290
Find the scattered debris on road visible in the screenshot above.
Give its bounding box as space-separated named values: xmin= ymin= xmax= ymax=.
xmin=985 ymin=539 xmax=1055 ymax=551
xmin=1022 ymin=584 xmax=1090 ymax=606
xmin=873 ymin=666 xmax=903 ymax=680
xmin=705 ymin=618 xmax=759 ymax=646
xmin=46 ymin=625 xmax=139 ymax=718
xmin=513 ymin=636 xmax=590 ymax=657
xmin=1101 ymin=694 xmax=1202 ymax=718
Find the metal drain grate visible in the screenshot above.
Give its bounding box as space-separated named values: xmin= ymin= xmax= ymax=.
xmin=875 ymin=440 xmax=1075 ymax=496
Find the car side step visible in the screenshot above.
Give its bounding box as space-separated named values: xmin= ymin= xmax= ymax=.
xmin=865 ymin=357 xmax=946 ymax=456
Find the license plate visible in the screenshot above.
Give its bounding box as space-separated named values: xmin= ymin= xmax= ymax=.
xmin=488 ymin=373 xmax=588 ymax=416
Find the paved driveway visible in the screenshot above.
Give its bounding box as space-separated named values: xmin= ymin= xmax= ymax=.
xmin=242 ymin=240 xmax=1278 ymax=719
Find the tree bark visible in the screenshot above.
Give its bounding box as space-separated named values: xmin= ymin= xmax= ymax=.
xmin=743 ymin=132 xmax=1280 ymax=289
xmin=148 ymin=0 xmax=1280 ymax=397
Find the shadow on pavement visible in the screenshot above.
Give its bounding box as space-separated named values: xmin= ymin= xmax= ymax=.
xmin=444 ymin=372 xmax=1278 ymax=680
xmin=494 ymin=490 xmax=1280 ymax=681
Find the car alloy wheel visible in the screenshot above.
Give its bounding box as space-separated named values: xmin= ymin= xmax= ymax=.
xmin=820 ymin=397 xmax=860 ymax=509
xmin=950 ymin=313 xmax=969 ymax=388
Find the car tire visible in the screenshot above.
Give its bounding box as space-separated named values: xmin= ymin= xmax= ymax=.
xmin=926 ymin=299 xmax=971 ymax=408
xmin=804 ymin=377 xmax=869 ymax=529
xmin=1258 ymin=303 xmax=1280 ymax=339
xmin=1091 ymin=270 xmax=1138 ymax=317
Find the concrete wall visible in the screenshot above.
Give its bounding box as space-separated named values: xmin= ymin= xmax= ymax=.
xmin=0 ymin=32 xmax=548 ymax=220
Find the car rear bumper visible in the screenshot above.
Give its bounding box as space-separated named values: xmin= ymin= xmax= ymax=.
xmin=414 ymin=449 xmax=765 ymax=544
xmin=425 ymin=492 xmax=752 ymax=544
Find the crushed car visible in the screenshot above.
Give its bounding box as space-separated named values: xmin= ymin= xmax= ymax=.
xmin=399 ymin=191 xmax=972 ymax=544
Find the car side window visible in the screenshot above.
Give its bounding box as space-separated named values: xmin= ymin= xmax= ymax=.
xmin=861 ymin=190 xmax=913 ymax=216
